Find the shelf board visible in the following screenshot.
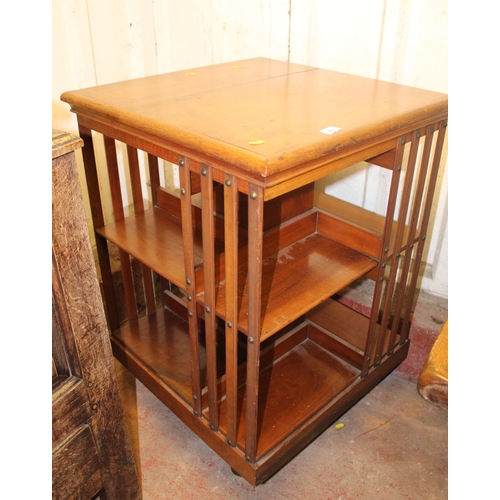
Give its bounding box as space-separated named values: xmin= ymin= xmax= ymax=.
xmin=314 ymin=192 xmax=419 ymax=258
xmin=96 ymin=208 xmax=203 ymax=289
xmin=307 ymin=298 xmax=370 ymax=352
xmin=314 ymin=191 xmax=385 ymax=236
xmin=204 ymin=233 xmax=377 ymax=341
xmin=216 ymin=335 xmax=359 ymax=460
xmin=111 ymin=308 xmax=206 ymax=405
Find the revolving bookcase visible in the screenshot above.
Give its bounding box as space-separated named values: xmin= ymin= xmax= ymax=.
xmin=61 ymin=58 xmax=447 ymax=486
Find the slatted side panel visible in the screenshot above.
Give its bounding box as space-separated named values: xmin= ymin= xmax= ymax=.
xmin=399 ymin=121 xmax=448 ymax=341
xmin=102 ymin=140 xmax=160 ymax=323
xmin=105 ymin=140 xmax=138 ymax=323
xmin=147 ymin=153 xmax=173 ymax=306
xmin=362 ymin=121 xmax=447 ymax=374
xmin=362 ymin=136 xmax=405 ymax=375
xmin=77 ymin=122 xmax=121 ymax=331
xmin=127 ymin=146 xmax=157 ymax=315
xmin=374 ymin=129 xmax=420 ymax=363
xmin=79 ymin=124 xmax=169 ymax=328
xmin=387 ymin=124 xmax=437 ymax=350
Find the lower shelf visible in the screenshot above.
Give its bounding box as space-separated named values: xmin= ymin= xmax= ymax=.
xmin=111 ymin=303 xmax=410 ymax=485
xmin=215 ymin=326 xmax=360 ymax=460
xmin=112 ymin=307 xmax=360 ymax=458
xmin=112 ymin=308 xmax=202 ymax=405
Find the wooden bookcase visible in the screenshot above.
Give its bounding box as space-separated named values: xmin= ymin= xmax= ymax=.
xmin=61 ymin=58 xmax=447 ymax=486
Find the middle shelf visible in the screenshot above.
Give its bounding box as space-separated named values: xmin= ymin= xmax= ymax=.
xmin=97 ymin=207 xmax=201 ymax=291
xmin=97 ymin=201 xmax=378 ymax=341
xmin=199 ymin=226 xmax=377 ymax=341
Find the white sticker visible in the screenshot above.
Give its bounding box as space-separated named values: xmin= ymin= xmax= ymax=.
xmin=320 ymin=126 xmax=342 ymax=135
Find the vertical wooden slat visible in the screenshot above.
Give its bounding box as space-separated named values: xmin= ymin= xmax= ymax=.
xmin=375 ymin=129 xmax=420 ymax=363
xmin=126 ymin=145 xmax=144 ymax=213
xmin=147 ymin=153 xmax=160 ymax=207
xmin=77 ymin=123 xmax=105 ymax=229
xmin=102 ymin=136 xmax=138 ymax=323
xmin=245 ymin=184 xmax=264 ymax=462
xmin=400 ymin=121 xmax=447 ymax=342
xmin=224 ymin=174 xmax=239 ymax=446
xmin=160 ymin=277 xmax=170 ymax=309
xmin=362 ymin=136 xmax=405 ymax=375
xmin=388 ymin=124 xmax=435 ymax=350
xmin=120 ymin=249 xmax=139 ymax=323
xmin=118 ymin=144 xmax=146 ymax=323
xmin=147 ymin=153 xmax=162 ymax=310
xmin=128 ymin=146 xmax=157 ymax=315
xmin=178 ymin=155 xmax=202 ymax=416
xmin=141 ymin=264 xmax=157 ymax=314
xmin=200 ymin=165 xmax=219 ymax=431
xmin=103 ymin=136 xmax=124 ymax=220
xmin=77 ymin=121 xmax=120 ymax=331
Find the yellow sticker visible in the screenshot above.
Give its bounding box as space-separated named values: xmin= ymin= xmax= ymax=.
xmin=185 ymin=72 xmax=196 ymax=76
xmin=335 ymin=423 xmax=344 ymax=429
xmin=232 ymin=65 xmax=242 ymax=68
xmin=249 ymin=140 xmax=265 ymax=145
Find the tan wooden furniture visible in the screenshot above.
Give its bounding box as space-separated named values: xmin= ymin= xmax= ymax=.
xmin=61 ymin=58 xmax=448 ymax=486
xmin=418 ymin=320 xmax=448 ymax=410
xmin=52 ymin=130 xmax=141 ymax=499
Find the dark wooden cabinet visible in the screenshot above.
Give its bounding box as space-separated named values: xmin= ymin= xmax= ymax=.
xmin=60 ymin=58 xmax=448 ymax=486
xmin=52 ymin=130 xmax=141 ymax=500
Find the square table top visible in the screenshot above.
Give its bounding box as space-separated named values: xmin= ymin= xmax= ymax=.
xmin=61 ymin=58 xmax=447 ymax=179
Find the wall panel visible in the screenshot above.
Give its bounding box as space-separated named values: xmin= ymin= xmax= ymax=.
xmin=289 ymin=0 xmax=386 ymax=77
xmin=52 ymin=0 xmax=448 ymax=296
